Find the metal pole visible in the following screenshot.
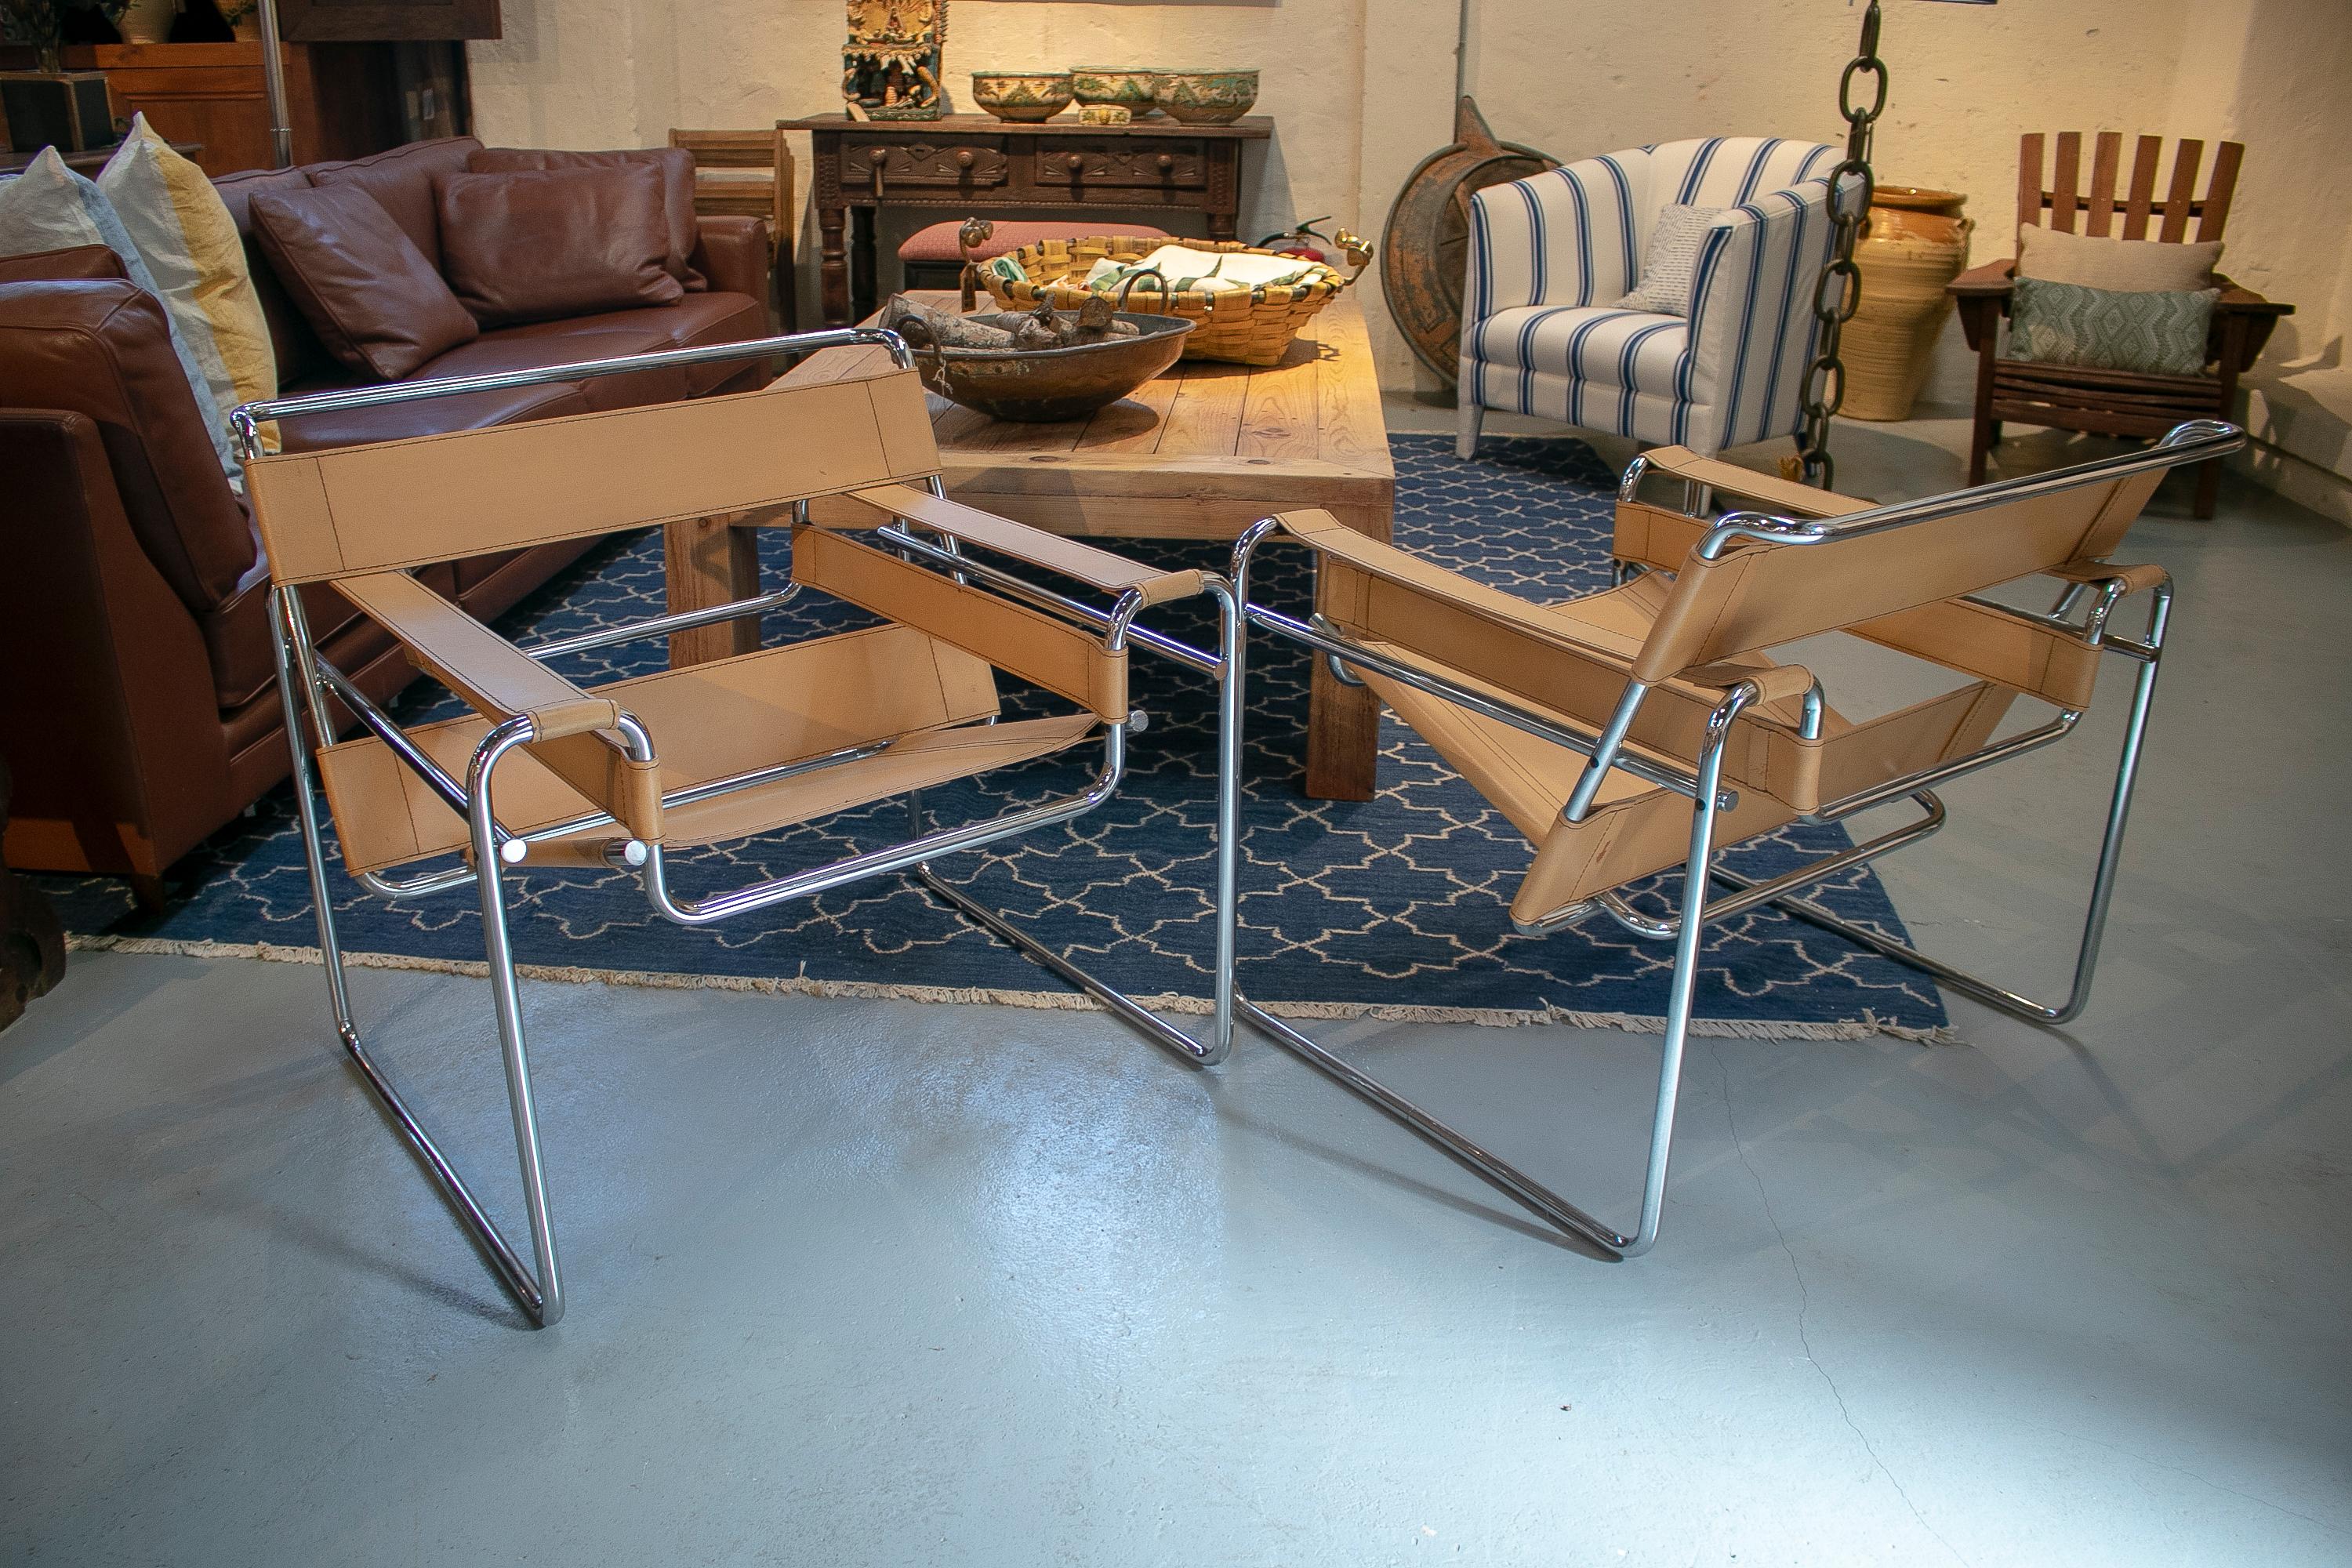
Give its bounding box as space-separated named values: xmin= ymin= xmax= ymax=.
xmin=253 ymin=0 xmax=294 ymax=169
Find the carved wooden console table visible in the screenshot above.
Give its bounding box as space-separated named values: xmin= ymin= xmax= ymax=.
xmin=784 ymin=114 xmax=1272 ymax=327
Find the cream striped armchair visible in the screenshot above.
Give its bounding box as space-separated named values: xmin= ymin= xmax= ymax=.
xmin=1458 ymin=136 xmax=1843 ymax=460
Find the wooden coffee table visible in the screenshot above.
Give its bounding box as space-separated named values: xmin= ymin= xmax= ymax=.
xmin=661 ymin=289 xmax=1396 ymax=800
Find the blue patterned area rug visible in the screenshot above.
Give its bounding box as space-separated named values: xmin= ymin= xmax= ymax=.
xmin=51 ymin=436 xmax=1949 ymax=1040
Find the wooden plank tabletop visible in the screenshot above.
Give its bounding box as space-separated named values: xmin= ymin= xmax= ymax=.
xmin=793 ymin=289 xmax=1392 ymax=539
xmin=764 ymin=286 xmax=1395 ymax=798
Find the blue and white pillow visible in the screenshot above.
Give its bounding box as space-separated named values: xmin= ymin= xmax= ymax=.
xmin=0 ymin=146 xmax=239 ymax=483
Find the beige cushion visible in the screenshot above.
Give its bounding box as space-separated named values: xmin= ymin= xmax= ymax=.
xmin=99 ymin=114 xmax=281 ymax=459
xmin=2015 ymin=224 xmax=2221 ymax=292
xmin=0 ymin=144 xmax=240 ymax=481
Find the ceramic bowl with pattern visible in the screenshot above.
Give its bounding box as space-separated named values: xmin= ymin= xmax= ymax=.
xmin=1070 ymin=67 xmax=1160 ymax=114
xmin=1152 ymin=70 xmax=1258 ymax=125
xmin=970 ymin=71 xmax=1075 ymax=123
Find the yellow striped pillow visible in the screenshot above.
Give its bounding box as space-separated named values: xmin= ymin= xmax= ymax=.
xmin=98 ymin=114 xmax=281 ymax=463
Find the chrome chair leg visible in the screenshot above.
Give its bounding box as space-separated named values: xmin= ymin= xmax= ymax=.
xmin=909 ymin=580 xmax=1247 ymax=1067
xmin=1718 ymin=587 xmax=2171 ymax=1028
xmin=270 ymin=596 xmax=564 ymax=1327
xmin=1234 ymin=683 xmax=1755 ymax=1258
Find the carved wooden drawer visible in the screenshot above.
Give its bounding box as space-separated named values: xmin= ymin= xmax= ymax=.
xmin=842 ymin=136 xmax=1010 ymax=191
xmin=1033 ymin=140 xmax=1209 ymax=188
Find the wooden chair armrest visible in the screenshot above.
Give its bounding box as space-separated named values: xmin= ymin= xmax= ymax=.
xmin=836 ymin=484 xmax=1207 ymax=608
xmin=2211 ymin=272 xmax=2292 ymax=315
xmin=1630 ymin=446 xmax=1875 ymax=519
xmin=1948 ymin=259 xmax=2017 ymax=297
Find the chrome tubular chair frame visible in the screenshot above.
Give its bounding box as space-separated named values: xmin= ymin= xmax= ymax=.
xmin=1226 ymin=421 xmax=2235 ymax=1260
xmin=240 ymin=329 xmax=1245 ymax=1326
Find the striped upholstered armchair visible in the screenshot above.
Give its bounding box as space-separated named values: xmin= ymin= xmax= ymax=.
xmin=1458 ymin=137 xmax=1842 ymax=461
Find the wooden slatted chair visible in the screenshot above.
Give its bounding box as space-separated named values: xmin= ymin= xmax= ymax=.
xmin=1949 ymin=132 xmax=2291 ymax=518
xmin=670 ymin=125 xmax=799 ymax=331
xmin=232 ymin=330 xmax=1242 ymax=1327
xmin=1231 ymin=422 xmax=2240 ymax=1259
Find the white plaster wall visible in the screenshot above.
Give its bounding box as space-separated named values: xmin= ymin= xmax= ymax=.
xmin=2165 ymin=0 xmax=2352 ymax=503
xmin=470 ymin=0 xmax=1432 ymax=353
xmin=470 ymin=0 xmax=2352 ymax=492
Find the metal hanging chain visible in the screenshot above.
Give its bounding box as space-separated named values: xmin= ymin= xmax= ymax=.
xmin=1796 ymin=0 xmax=1886 ymax=489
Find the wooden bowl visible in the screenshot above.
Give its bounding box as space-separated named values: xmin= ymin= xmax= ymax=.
xmin=970 ymin=71 xmax=1074 ymax=123
xmin=910 ymin=314 xmax=1195 ymax=423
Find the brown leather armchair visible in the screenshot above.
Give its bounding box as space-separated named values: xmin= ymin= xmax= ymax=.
xmin=0 ymin=137 xmax=775 ymax=898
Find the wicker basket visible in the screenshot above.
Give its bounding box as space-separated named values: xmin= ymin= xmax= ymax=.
xmin=975 ymin=234 xmax=1370 ymax=366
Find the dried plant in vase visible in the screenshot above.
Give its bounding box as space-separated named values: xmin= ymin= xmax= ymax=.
xmin=842 ymin=0 xmax=945 ymax=122
xmin=2 ymin=0 xmax=129 ymax=69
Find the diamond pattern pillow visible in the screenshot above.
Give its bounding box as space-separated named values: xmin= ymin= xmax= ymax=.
xmin=2008 ymin=276 xmax=2218 ymax=377
xmin=1613 ymin=204 xmax=1723 ymax=317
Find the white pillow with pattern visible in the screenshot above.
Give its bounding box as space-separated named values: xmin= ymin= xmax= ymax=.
xmin=1613 ymin=204 xmax=1724 ymax=318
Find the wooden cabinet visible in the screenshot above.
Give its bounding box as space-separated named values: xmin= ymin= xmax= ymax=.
xmin=274 ymin=0 xmax=500 ymax=42
xmin=788 ymin=113 xmax=1270 ymax=327
xmin=60 ymin=42 xmax=402 ymax=176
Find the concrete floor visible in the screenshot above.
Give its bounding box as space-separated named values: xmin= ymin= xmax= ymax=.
xmin=4 ymin=414 xmax=2348 ymax=1566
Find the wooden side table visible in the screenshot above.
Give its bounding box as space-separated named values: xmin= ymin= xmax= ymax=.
xmin=784 ymin=113 xmax=1272 ymax=328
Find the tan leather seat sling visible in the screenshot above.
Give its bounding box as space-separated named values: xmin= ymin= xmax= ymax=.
xmin=235 ymin=330 xmax=1246 ymax=1327
xmin=1228 ymin=419 xmax=2239 ymax=1261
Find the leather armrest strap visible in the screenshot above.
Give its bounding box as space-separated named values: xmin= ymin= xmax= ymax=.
xmin=1682 ymin=661 xmax=1817 ymax=707
xmin=836 ymin=484 xmax=1207 ymax=607
xmin=333 ymin=570 xmax=660 ymax=839
xmin=2045 ymin=558 xmax=2169 ymax=595
xmin=1278 ymin=509 xmax=1642 ymax=667
xmin=336 ymin=571 xmax=620 ymax=739
xmin=1632 ymin=447 xmax=1875 ymax=520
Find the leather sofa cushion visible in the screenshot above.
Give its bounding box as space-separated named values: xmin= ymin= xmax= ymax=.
xmin=211 ymin=165 xmax=328 ymax=386
xmin=434 ymin=325 xmax=691 ymax=411
xmin=249 ymin=183 xmax=479 ymax=380
xmin=202 ymin=575 xmax=369 ymax=712
xmin=434 ymin=165 xmax=684 ymax=327
xmin=0 ymin=242 xmax=128 ymax=282
xmin=495 ymin=290 xmax=767 ymax=394
xmin=0 ymin=279 xmax=258 ymax=613
xmin=469 ymin=146 xmax=706 ymax=292
xmin=305 ymin=136 xmax=481 ymax=270
xmin=216 ymin=561 xmax=461 ymax=761
xmin=275 ymin=366 xmax=590 ymax=454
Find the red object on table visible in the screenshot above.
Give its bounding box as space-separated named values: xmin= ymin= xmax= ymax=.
xmin=897 ymin=218 xmax=1171 ymax=263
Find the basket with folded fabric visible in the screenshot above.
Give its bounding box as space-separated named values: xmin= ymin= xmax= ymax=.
xmin=975 ymin=235 xmax=1370 ymax=365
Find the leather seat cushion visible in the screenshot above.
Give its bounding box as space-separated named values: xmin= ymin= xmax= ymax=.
xmin=491 ymin=292 xmax=767 ymax=394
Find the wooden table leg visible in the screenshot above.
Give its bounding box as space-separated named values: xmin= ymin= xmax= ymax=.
xmin=662 ymin=515 xmax=761 ymax=666
xmin=851 ymin=206 xmax=880 ymax=324
xmin=1303 ymin=499 xmax=1390 ymax=801
xmin=818 ymin=199 xmax=851 ymax=328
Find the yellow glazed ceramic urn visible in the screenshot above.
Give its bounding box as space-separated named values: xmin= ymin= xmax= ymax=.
xmin=1842 ymin=187 xmax=1972 ymax=422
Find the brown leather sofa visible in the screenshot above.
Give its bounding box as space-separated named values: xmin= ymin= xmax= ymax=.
xmin=0 ymin=136 xmax=775 ymax=895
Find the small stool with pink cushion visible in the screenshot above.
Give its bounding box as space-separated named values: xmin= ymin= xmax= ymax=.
xmin=897 ymin=220 xmax=1173 ymax=295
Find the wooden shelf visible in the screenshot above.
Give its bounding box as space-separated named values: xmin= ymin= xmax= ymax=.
xmin=59 ymin=40 xmax=402 ymax=176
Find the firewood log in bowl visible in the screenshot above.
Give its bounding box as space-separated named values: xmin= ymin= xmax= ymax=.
xmin=906 ymin=311 xmax=1195 ymax=423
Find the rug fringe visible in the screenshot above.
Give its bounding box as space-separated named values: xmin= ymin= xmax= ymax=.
xmin=65 ymin=933 xmax=1962 ymax=1045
